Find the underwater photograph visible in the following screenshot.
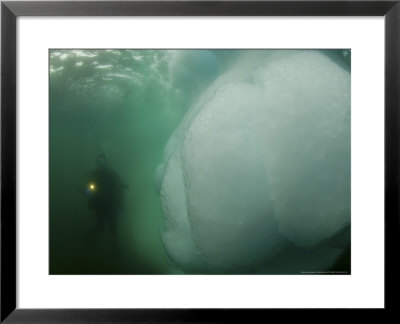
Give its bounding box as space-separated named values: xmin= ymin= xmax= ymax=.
xmin=49 ymin=49 xmax=351 ymax=275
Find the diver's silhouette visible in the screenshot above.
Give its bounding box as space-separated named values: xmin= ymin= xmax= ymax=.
xmin=85 ymin=153 xmax=128 ymax=254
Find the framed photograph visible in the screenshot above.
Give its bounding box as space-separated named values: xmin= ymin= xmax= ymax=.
xmin=1 ymin=0 xmax=399 ymax=322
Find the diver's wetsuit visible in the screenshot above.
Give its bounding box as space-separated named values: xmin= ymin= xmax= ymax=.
xmin=87 ymin=166 xmax=127 ymax=251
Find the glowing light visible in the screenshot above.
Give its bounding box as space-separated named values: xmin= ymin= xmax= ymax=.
xmin=89 ymin=183 xmax=96 ymax=191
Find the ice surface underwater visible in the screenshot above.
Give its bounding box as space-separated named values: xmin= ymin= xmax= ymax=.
xmin=157 ymin=50 xmax=350 ymax=273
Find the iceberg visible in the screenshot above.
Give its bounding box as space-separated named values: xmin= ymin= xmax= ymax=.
xmin=158 ymin=50 xmax=351 ymax=273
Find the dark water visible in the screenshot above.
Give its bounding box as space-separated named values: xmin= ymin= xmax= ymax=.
xmin=49 ymin=49 xmax=350 ymax=275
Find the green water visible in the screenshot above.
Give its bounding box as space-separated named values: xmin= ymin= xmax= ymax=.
xmin=49 ymin=49 xmax=350 ymax=275
xmin=50 ymin=50 xmax=188 ymax=274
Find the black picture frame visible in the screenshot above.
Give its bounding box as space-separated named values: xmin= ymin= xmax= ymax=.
xmin=1 ymin=0 xmax=399 ymax=322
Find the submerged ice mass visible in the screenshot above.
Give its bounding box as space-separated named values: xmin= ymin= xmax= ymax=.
xmin=158 ymin=50 xmax=351 ymax=273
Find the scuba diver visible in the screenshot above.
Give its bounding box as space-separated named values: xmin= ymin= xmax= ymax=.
xmin=85 ymin=153 xmax=128 ymax=254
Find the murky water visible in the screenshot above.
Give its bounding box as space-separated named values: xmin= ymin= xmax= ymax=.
xmin=50 ymin=49 xmax=350 ymax=274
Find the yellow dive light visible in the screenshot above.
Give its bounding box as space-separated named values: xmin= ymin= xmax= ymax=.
xmin=88 ymin=183 xmax=96 ymax=191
